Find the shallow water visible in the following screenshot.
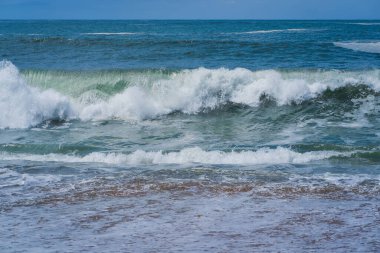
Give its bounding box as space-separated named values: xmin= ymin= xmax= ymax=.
xmin=1 ymin=20 xmax=380 ymax=252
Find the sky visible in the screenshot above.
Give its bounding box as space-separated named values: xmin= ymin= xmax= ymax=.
xmin=0 ymin=0 xmax=379 ymax=20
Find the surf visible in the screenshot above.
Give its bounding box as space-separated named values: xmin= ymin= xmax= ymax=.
xmin=2 ymin=60 xmax=380 ymax=128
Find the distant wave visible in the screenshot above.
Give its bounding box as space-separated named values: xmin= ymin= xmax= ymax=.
xmin=334 ymin=42 xmax=380 ymax=54
xmin=2 ymin=60 xmax=380 ymax=128
xmin=237 ymin=29 xmax=308 ymax=34
xmin=81 ymin=32 xmax=138 ymax=35
xmin=349 ymin=23 xmax=380 ymax=26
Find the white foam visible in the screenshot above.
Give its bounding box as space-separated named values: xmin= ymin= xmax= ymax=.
xmin=334 ymin=42 xmax=380 ymax=54
xmin=238 ymin=29 xmax=308 ymax=34
xmin=81 ymin=32 xmax=137 ymax=35
xmin=80 ymin=86 xmax=167 ymax=121
xmin=0 ymin=147 xmax=347 ymax=165
xmin=0 ymin=61 xmax=76 ymax=129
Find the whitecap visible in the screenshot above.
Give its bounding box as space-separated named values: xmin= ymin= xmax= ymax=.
xmin=237 ymin=29 xmax=308 ymax=34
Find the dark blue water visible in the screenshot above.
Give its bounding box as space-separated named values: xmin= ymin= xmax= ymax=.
xmin=1 ymin=20 xmax=380 ymax=70
xmin=0 ymin=20 xmax=379 ymax=252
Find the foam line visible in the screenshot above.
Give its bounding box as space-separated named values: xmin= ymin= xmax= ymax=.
xmin=0 ymin=147 xmax=348 ymax=165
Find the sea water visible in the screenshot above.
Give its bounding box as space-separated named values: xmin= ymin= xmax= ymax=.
xmin=0 ymin=20 xmax=379 ymax=252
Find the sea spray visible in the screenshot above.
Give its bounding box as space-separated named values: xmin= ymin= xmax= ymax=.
xmin=0 ymin=61 xmax=75 ymax=129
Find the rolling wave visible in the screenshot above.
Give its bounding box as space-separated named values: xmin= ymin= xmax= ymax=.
xmin=1 ymin=60 xmax=380 ymax=128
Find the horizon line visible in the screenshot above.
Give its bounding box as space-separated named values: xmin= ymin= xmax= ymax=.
xmin=1 ymin=18 xmax=380 ymax=21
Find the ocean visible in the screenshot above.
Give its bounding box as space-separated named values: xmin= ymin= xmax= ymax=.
xmin=0 ymin=20 xmax=379 ymax=252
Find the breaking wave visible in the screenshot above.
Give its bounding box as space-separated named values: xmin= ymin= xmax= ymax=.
xmin=1 ymin=60 xmax=380 ymax=128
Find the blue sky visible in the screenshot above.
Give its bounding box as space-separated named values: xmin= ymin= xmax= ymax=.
xmin=0 ymin=0 xmax=379 ymax=19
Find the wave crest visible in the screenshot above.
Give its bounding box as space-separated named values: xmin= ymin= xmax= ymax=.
xmin=0 ymin=61 xmax=75 ymax=129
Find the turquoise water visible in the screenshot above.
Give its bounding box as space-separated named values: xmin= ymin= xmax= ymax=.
xmin=1 ymin=20 xmax=380 ymax=252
